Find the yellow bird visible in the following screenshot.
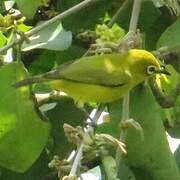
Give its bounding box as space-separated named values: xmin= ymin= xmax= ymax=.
xmin=15 ymin=49 xmax=169 ymax=103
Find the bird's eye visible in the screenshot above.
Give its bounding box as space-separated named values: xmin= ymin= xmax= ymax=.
xmin=147 ymin=65 xmax=157 ymax=75
xmin=160 ymin=65 xmax=165 ymax=71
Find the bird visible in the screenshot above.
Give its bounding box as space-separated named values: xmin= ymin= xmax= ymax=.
xmin=15 ymin=49 xmax=170 ymax=104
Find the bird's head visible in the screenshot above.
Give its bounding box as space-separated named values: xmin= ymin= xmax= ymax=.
xmin=130 ymin=49 xmax=170 ymax=79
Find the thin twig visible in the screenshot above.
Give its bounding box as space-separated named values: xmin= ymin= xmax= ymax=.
xmin=86 ymin=104 xmax=106 ymax=134
xmin=69 ymin=104 xmax=105 ymax=177
xmin=108 ymin=0 xmax=131 ymax=28
xmin=129 ymin=0 xmax=142 ymax=32
xmin=122 ymin=93 xmax=130 ymax=121
xmin=116 ymin=0 xmax=142 ymax=171
xmin=0 ymin=0 xmax=98 ymax=53
xmin=121 ymin=0 xmax=142 ymax=125
xmin=69 ymin=143 xmax=84 ymax=176
xmin=152 ymin=46 xmax=180 ymax=59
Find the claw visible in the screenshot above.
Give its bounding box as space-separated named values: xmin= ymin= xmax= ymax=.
xmin=120 ymin=118 xmax=144 ymax=139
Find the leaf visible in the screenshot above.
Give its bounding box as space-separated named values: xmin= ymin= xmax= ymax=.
xmin=155 ymin=65 xmax=180 ymax=130
xmin=145 ymin=11 xmax=172 ymax=50
xmin=103 ymin=85 xmax=180 ymax=179
xmin=22 ymin=22 xmax=72 ymax=51
xmin=123 ymin=86 xmax=180 ymax=180
xmin=0 ymin=62 xmax=50 ymax=172
xmin=116 ymin=1 xmax=161 ymax=32
xmin=57 ymin=0 xmax=111 ymax=33
xmin=17 ymin=23 xmax=32 ymax=32
xmin=28 ymin=50 xmax=56 ymax=75
xmin=157 ymin=19 xmax=180 ymax=49
xmin=113 ymin=0 xmax=164 ymax=50
xmin=174 ymin=145 xmax=180 ymax=169
xmin=15 ymin=0 xmax=41 ymax=19
xmin=0 ymin=150 xmax=51 ymax=180
xmin=55 ymin=45 xmax=86 ymax=65
xmin=4 ymin=1 xmax=15 ymax=11
xmin=45 ymin=97 xmax=86 ymax=158
xmin=0 ymin=31 xmax=7 ymax=47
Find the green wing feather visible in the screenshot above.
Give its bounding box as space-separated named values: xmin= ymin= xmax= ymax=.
xmin=43 ymin=53 xmax=132 ymax=87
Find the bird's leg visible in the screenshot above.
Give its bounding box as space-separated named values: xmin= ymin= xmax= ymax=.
xmin=120 ymin=118 xmax=144 ymax=139
xmin=120 ymin=94 xmax=144 ymax=140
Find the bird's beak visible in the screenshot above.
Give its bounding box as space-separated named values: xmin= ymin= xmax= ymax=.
xmin=155 ymin=66 xmax=171 ymax=75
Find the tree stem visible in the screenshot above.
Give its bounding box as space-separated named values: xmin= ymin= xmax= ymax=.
xmin=69 ymin=104 xmax=105 ymax=177
xmin=129 ymin=0 xmax=142 ymax=32
xmin=108 ymin=0 xmax=131 ymax=28
xmin=69 ymin=144 xmax=84 ymax=176
xmin=117 ymin=0 xmax=142 ymax=171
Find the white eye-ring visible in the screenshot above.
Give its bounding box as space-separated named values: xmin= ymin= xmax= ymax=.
xmin=147 ymin=65 xmax=157 ymax=75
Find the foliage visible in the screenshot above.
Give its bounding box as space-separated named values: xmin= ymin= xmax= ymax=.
xmin=0 ymin=0 xmax=180 ymax=179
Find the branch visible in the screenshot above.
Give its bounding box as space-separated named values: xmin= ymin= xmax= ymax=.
xmin=108 ymin=0 xmax=131 ymax=28
xmin=86 ymin=104 xmax=106 ymax=134
xmin=69 ymin=143 xmax=84 ymax=177
xmin=129 ymin=0 xmax=142 ymax=32
xmin=117 ymin=0 xmax=142 ymax=171
xmin=0 ymin=0 xmax=98 ymax=53
xmin=121 ymin=0 xmax=142 ymax=125
xmin=152 ymin=46 xmax=180 ymax=61
xmin=67 ymin=104 xmax=105 ymax=178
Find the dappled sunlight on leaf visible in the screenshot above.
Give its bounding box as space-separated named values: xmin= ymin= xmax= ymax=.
xmin=0 ymin=62 xmax=50 ymax=172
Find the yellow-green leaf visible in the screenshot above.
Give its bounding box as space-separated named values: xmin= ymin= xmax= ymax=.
xmin=0 ymin=62 xmax=50 ymax=172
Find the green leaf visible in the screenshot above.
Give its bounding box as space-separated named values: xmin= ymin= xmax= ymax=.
xmin=155 ymin=65 xmax=180 ymax=130
xmin=29 ymin=50 xmax=56 ymax=75
xmin=122 ymin=86 xmax=180 ymax=180
xmin=57 ymin=0 xmax=111 ymax=33
xmin=45 ymin=98 xmax=86 ymax=158
xmin=0 ymin=31 xmax=7 ymax=47
xmin=103 ymin=85 xmax=180 ymax=180
xmin=0 ymin=1 xmax=5 ymax=12
xmin=157 ymin=19 xmax=180 ymax=49
xmin=116 ymin=1 xmax=161 ymax=32
xmin=114 ymin=1 xmax=163 ymax=50
xmin=55 ymin=45 xmax=86 ymax=65
xmin=174 ymin=145 xmax=180 ymax=170
xmin=17 ymin=23 xmax=32 ymax=32
xmin=15 ymin=0 xmax=41 ymax=19
xmin=0 ymin=150 xmax=52 ymax=180
xmin=145 ymin=10 xmax=172 ymax=50
xmin=22 ymin=22 xmax=72 ymax=51
xmin=0 ymin=62 xmax=50 ymax=172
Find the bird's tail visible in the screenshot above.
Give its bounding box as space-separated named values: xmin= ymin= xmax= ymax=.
xmin=14 ymin=77 xmax=48 ymax=88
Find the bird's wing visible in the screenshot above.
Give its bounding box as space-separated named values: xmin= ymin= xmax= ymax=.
xmin=43 ymin=54 xmax=132 ymax=87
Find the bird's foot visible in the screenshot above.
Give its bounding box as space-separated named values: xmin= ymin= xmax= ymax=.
xmin=120 ymin=118 xmax=144 ymax=139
